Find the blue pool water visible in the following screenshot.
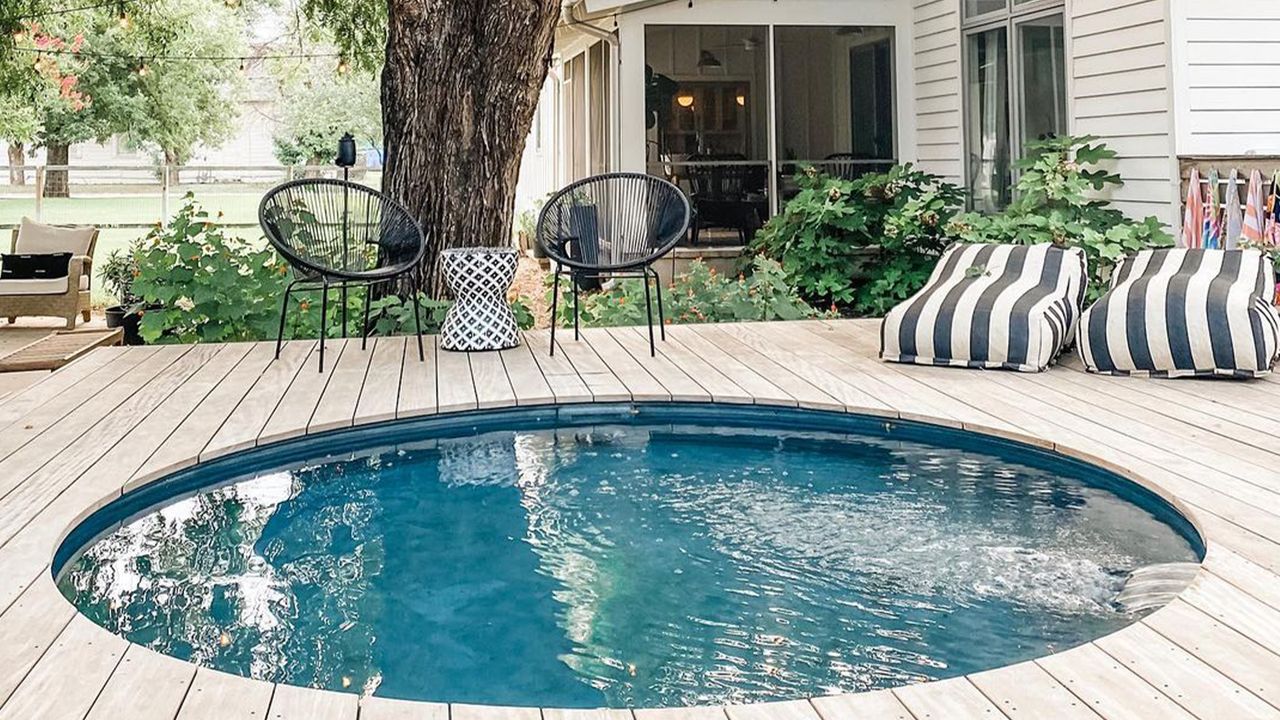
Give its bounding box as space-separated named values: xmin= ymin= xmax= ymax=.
xmin=56 ymin=405 xmax=1201 ymax=708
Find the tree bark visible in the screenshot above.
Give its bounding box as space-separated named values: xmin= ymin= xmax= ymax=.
xmin=7 ymin=144 xmax=25 ymax=186
xmin=45 ymin=143 xmax=70 ymax=198
xmin=162 ymin=149 xmax=182 ymax=186
xmin=381 ymin=0 xmax=561 ymax=298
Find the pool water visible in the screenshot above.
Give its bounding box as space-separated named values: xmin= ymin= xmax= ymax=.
xmin=57 ymin=407 xmax=1200 ymax=708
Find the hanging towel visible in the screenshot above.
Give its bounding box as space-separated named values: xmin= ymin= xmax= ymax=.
xmin=1243 ymin=169 xmax=1266 ymax=245
xmin=1266 ymin=171 xmax=1280 ymax=247
xmin=1182 ymin=168 xmax=1204 ymax=249
xmin=1224 ymin=169 xmax=1243 ymax=250
xmin=1205 ymin=168 xmax=1222 ymax=249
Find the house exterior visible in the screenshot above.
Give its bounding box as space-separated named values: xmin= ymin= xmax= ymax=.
xmin=517 ymin=0 xmax=1280 ymax=241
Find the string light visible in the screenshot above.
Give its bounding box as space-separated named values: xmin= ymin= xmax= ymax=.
xmin=117 ymin=3 xmax=131 ymax=29
xmin=1 ymin=0 xmax=130 ymax=23
xmin=336 ymin=56 xmax=351 ymax=74
xmin=135 ymin=59 xmax=149 ymax=76
xmin=10 ymin=45 xmax=371 ymax=65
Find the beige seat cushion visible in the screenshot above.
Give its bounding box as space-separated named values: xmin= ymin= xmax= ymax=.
xmin=0 ymin=278 xmax=71 ymax=295
xmin=15 ymin=217 xmax=95 ymax=256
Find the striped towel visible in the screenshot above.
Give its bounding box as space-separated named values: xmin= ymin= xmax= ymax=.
xmin=1182 ymin=169 xmax=1204 ymax=249
xmin=1078 ymin=248 xmax=1280 ymax=378
xmin=880 ymin=243 xmax=1087 ymax=373
xmin=1242 ymin=169 xmax=1265 ymax=245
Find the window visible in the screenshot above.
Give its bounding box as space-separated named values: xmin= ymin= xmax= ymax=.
xmin=963 ymin=1 xmax=1066 ymax=211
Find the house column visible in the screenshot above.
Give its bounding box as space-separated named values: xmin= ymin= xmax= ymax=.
xmin=618 ymin=20 xmax=648 ymax=173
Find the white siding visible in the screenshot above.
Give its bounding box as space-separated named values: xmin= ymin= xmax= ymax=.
xmin=1070 ymin=0 xmax=1179 ymax=226
xmin=1171 ymin=0 xmax=1280 ymax=156
xmin=913 ymin=0 xmax=963 ymax=184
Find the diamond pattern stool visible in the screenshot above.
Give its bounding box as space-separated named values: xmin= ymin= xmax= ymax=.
xmin=440 ymin=247 xmax=521 ymax=352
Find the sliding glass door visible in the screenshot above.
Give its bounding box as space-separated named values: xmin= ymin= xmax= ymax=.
xmin=642 ymin=23 xmax=897 ymax=244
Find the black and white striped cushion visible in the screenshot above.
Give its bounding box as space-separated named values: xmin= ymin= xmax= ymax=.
xmin=880 ymin=243 xmax=1087 ymax=372
xmin=1078 ymin=248 xmax=1280 ymax=378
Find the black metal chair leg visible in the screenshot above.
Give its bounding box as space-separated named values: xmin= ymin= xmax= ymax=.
xmin=572 ymin=276 xmax=580 ymax=342
xmin=275 ymin=283 xmax=293 ymax=360
xmin=361 ymin=283 xmax=373 ymax=350
xmin=651 ymin=268 xmax=666 ymax=341
xmin=341 ymin=285 xmax=349 ymax=338
xmin=549 ymin=270 xmax=561 ymax=357
xmin=412 ymin=269 xmax=425 ymax=361
xmin=318 ymin=280 xmax=329 ymax=372
xmin=642 ymin=269 xmax=655 ymax=357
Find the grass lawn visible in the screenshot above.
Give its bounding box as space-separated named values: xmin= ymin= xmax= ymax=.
xmin=1 ymin=189 xmax=269 ymax=305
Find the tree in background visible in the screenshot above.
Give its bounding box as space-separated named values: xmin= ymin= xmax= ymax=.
xmin=270 ymin=62 xmax=381 ymax=169
xmin=0 ymin=90 xmax=44 ymax=185
xmin=98 ymin=0 xmax=247 ymax=182
xmin=301 ymin=0 xmax=562 ymax=296
xmin=0 ymin=0 xmax=246 ymax=196
xmin=3 ymin=21 xmax=97 ymax=196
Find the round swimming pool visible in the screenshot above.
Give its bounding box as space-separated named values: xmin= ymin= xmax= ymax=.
xmin=55 ymin=404 xmax=1202 ymax=709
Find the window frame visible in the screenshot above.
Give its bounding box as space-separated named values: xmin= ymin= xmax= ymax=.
xmin=960 ymin=0 xmax=1067 ymax=209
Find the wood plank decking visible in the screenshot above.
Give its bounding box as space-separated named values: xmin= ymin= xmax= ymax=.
xmin=1 ymin=319 xmax=1278 ymax=720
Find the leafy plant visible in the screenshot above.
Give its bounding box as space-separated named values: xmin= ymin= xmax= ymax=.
xmin=947 ymin=135 xmax=1173 ymax=302
xmin=133 ymin=195 xmax=293 ymax=344
xmin=554 ymin=257 xmax=828 ymax=328
xmin=134 ymin=194 xmax=535 ymax=344
xmin=99 ymin=239 xmax=143 ymax=306
xmin=750 ymin=164 xmax=963 ymax=316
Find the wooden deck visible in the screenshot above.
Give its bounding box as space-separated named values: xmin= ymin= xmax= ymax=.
xmin=1 ymin=318 xmax=1279 ymax=720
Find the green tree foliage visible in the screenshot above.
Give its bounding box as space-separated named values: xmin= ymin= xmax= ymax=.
xmin=2 ymin=0 xmax=246 ymax=175
xmin=91 ymin=0 xmax=247 ymax=167
xmin=271 ymin=62 xmax=382 ymax=166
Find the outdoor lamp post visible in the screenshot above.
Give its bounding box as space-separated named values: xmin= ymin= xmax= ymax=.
xmin=336 ymin=132 xmax=358 ymax=173
xmin=335 ymin=132 xmax=357 ymax=336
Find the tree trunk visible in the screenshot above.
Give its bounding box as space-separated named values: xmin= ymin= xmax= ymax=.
xmin=7 ymin=144 xmax=25 ymax=186
xmin=382 ymin=0 xmax=561 ymax=298
xmin=162 ymin=149 xmax=181 ymax=186
xmin=45 ymin=143 xmax=70 ymax=198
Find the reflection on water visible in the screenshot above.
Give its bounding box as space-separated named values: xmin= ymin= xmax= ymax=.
xmin=58 ymin=425 xmax=1198 ymax=708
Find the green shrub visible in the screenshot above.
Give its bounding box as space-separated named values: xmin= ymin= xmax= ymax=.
xmin=946 ymin=135 xmax=1173 ymax=302
xmin=750 ymin=164 xmax=964 ymax=316
xmin=554 ymin=257 xmax=827 ymax=328
xmin=133 ymin=198 xmax=292 ymax=344
xmin=133 ymin=194 xmax=534 ymax=344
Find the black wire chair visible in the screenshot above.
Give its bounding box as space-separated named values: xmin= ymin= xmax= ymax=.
xmin=537 ymin=172 xmax=691 ymax=357
xmin=259 ymin=179 xmax=427 ymax=372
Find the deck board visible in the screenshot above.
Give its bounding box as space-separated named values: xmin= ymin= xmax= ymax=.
xmin=0 ymin=613 xmax=126 ymax=720
xmin=1095 ymin=622 xmax=1280 ymax=719
xmin=132 ymin=342 xmax=279 ymax=486
xmin=175 ymin=667 xmax=275 ymax=720
xmin=201 ymin=341 xmax=316 ymax=460
xmin=2 ymin=318 xmax=1280 ymax=719
xmin=354 ymin=336 xmax=405 ymax=425
xmin=84 ymin=645 xmax=198 ymax=720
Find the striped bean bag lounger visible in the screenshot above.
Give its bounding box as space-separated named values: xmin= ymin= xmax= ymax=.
xmin=880 ymin=243 xmax=1087 ymax=372
xmin=1078 ymin=248 xmax=1280 ymax=378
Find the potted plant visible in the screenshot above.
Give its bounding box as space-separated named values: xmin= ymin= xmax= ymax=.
xmin=99 ymin=240 xmax=145 ymax=344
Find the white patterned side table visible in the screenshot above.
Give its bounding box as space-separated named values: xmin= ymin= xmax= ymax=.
xmin=439 ymin=247 xmax=521 ymax=352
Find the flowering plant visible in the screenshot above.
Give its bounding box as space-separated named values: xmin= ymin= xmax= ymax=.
xmin=132 ymin=195 xmax=292 ymax=343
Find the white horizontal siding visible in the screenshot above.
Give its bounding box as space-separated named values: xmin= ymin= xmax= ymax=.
xmin=1071 ymin=0 xmax=1178 ymax=226
xmin=913 ymin=0 xmax=963 ymax=184
xmin=1173 ymin=2 xmax=1280 ymax=156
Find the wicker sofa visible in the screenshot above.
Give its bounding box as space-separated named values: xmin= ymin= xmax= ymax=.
xmin=0 ymin=219 xmax=97 ymax=329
